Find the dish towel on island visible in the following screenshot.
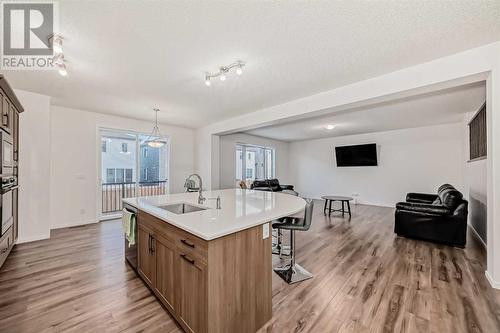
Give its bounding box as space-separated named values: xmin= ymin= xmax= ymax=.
xmin=122 ymin=208 xmax=136 ymax=247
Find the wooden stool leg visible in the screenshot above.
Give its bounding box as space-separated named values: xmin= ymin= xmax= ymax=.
xmin=323 ymin=199 xmax=327 ymax=215
xmin=347 ymin=201 xmax=352 ymax=217
xmin=328 ymin=200 xmax=332 ymax=216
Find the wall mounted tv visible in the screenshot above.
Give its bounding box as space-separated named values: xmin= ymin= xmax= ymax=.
xmin=335 ymin=143 xmax=378 ymax=167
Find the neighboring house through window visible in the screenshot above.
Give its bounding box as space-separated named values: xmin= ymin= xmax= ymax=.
xmin=121 ymin=143 xmax=128 ymax=153
xmin=101 ymin=140 xmax=107 ymax=153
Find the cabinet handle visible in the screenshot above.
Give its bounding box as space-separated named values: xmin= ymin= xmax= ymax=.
xmin=181 ymin=239 xmax=195 ymax=248
xmin=180 ymin=254 xmax=195 ymax=265
xmin=151 ymin=236 xmax=155 ymax=255
xmin=148 ymin=234 xmax=151 ymax=254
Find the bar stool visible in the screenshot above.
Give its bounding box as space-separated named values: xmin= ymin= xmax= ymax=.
xmin=272 ymin=199 xmax=314 ymax=284
xmin=272 ymin=190 xmax=299 ymax=256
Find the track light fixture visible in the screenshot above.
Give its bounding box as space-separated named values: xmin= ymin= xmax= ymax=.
xmin=49 ymin=34 xmax=68 ymax=77
xmin=204 ymin=61 xmax=244 ymax=86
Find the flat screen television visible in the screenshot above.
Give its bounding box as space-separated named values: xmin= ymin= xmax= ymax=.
xmin=335 ymin=143 xmax=377 ymax=167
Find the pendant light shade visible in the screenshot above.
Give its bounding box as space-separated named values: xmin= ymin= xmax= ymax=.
xmin=146 ymin=108 xmax=166 ymax=148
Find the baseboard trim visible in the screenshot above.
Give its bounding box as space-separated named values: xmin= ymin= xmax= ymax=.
xmin=17 ymin=232 xmax=51 ymax=244
xmin=468 ymin=224 xmax=487 ymax=250
xmin=51 ymin=219 xmax=97 ymax=230
xmin=485 ymin=271 xmax=500 ymax=289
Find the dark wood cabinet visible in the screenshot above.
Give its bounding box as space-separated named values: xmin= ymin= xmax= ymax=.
xmin=0 ymin=75 xmax=23 ymax=270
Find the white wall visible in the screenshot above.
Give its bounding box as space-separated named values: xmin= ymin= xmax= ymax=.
xmin=219 ymin=133 xmax=290 ymax=189
xmin=49 ymin=105 xmax=195 ymax=229
xmin=288 ymin=123 xmax=463 ymax=207
xmin=463 ymin=111 xmax=487 ymax=246
xmin=16 ymin=90 xmax=52 ymax=243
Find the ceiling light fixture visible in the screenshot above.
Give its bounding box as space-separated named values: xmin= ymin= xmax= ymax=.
xmin=50 ymin=34 xmax=64 ymax=54
xmin=57 ymin=64 xmax=68 ymax=76
xmin=49 ymin=34 xmax=68 ymax=77
xmin=146 ymin=108 xmax=166 ymax=148
xmin=204 ymin=61 xmax=245 ymax=86
xmin=325 ymin=124 xmax=336 ymax=130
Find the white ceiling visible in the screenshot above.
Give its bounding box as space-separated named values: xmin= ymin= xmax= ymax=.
xmin=244 ymin=83 xmax=486 ymax=141
xmin=2 ymin=1 xmax=499 ymax=128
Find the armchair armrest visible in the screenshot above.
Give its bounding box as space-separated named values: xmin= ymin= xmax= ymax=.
xmin=396 ymin=202 xmax=451 ymax=215
xmin=280 ymin=184 xmax=294 ymax=191
xmin=405 ymin=192 xmax=439 ymax=204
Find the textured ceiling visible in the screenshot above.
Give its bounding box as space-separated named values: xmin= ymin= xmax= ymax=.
xmin=245 ymin=83 xmax=486 ymax=141
xmin=2 ymin=1 xmax=499 ymax=128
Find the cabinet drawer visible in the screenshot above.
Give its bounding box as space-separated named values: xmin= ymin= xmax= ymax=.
xmin=174 ymin=229 xmax=207 ymax=260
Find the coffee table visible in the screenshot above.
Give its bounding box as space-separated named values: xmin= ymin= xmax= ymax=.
xmin=321 ymin=195 xmax=353 ymax=217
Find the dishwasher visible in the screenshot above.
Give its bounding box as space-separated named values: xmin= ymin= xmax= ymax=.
xmin=123 ymin=203 xmax=137 ymax=270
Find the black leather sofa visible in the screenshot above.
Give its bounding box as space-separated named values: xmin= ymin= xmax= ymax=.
xmin=250 ymin=179 xmax=297 ymax=194
xmin=394 ymin=184 xmax=468 ymax=247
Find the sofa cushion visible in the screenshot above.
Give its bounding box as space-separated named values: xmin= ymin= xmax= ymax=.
xmin=439 ymin=188 xmax=463 ymax=210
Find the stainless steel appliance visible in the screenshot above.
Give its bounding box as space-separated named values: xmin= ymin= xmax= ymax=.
xmin=0 ymin=131 xmax=13 ymax=176
xmin=1 ymin=176 xmax=16 ymax=237
xmin=123 ymin=203 xmax=137 ymax=270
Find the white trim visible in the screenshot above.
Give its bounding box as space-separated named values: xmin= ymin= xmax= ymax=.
xmin=468 ymin=224 xmax=487 ymax=250
xmin=16 ymin=233 xmax=51 ymax=244
xmin=51 ymin=219 xmax=97 ymax=230
xmin=485 ymin=271 xmax=500 ymax=289
xmin=100 ymin=214 xmax=121 ymax=221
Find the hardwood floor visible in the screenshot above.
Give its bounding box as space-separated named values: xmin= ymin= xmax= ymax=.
xmin=1 ymin=203 xmax=500 ymax=332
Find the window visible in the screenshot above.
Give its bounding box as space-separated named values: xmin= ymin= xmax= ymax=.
xmin=143 ymin=147 xmax=148 ymax=158
xmin=245 ymin=168 xmax=253 ymax=179
xmin=469 ymin=103 xmax=486 ymax=161
xmin=101 ymin=140 xmax=107 ymax=153
xmin=116 ymin=168 xmax=124 ymax=183
xmin=121 ymin=143 xmax=128 ymax=153
xmin=235 ymin=143 xmax=275 ymax=184
xmin=141 ymin=168 xmax=148 ymax=181
xmin=106 ymin=168 xmax=115 ymax=183
xmin=125 ymin=169 xmax=133 ymax=183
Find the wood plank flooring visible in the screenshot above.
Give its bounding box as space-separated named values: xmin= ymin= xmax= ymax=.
xmin=1 ymin=203 xmax=500 ymax=332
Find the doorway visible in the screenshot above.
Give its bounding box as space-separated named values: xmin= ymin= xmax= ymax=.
xmin=98 ymin=128 xmax=170 ymax=219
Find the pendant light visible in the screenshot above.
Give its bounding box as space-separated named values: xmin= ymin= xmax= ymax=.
xmin=146 ymin=108 xmax=166 ymax=148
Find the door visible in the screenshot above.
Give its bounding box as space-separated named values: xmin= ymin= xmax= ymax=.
xmin=137 ymin=223 xmax=155 ymax=287
xmin=177 ymin=252 xmax=208 ymax=333
xmin=99 ymin=129 xmax=169 ymax=218
xmin=155 ymin=235 xmax=176 ymax=313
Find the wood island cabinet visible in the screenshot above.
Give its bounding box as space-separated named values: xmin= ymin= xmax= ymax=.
xmin=136 ymin=209 xmax=272 ymax=333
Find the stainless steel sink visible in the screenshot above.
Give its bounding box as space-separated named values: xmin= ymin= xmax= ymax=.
xmin=158 ymin=203 xmax=208 ymax=214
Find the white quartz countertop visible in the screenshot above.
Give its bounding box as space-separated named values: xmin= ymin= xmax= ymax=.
xmin=122 ymin=189 xmax=306 ymax=241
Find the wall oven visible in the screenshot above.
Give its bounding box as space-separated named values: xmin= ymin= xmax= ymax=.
xmin=0 ymin=131 xmax=13 ymax=176
xmin=1 ymin=176 xmax=16 ymax=237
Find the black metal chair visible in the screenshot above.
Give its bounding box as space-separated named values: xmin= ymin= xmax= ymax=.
xmin=272 ymin=199 xmax=314 ymax=284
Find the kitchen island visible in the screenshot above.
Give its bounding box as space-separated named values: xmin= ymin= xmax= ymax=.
xmin=123 ymin=188 xmax=305 ymax=333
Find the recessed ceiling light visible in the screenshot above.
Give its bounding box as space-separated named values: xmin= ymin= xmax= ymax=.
xmin=325 ymin=124 xmax=336 ymax=130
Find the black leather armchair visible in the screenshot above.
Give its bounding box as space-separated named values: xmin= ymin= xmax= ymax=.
xmin=394 ymin=184 xmax=468 ymax=247
xmin=250 ymin=179 xmax=297 ymax=194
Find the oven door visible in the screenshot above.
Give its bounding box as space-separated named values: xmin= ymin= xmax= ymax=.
xmin=1 ymin=187 xmax=13 ymax=237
